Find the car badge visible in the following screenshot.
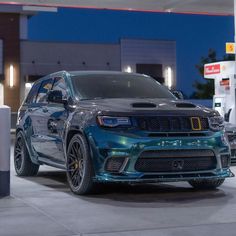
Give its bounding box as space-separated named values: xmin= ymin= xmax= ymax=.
xmin=190 ymin=117 xmax=202 ymax=131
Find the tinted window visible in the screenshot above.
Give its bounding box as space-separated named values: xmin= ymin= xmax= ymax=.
xmin=36 ymin=78 xmax=53 ymax=103
xmin=25 ymin=82 xmax=40 ymax=104
xmin=52 ymin=77 xmax=67 ymax=98
xmin=71 ymin=74 xmax=175 ymax=99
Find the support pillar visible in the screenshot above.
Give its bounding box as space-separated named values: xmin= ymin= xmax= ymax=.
xmin=0 ymin=105 xmax=11 ymax=197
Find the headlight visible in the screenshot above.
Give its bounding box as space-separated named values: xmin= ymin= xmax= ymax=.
xmin=208 ymin=116 xmax=224 ymax=131
xmin=97 ymin=116 xmax=131 ymax=128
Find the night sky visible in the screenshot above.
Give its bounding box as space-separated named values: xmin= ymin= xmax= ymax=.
xmin=28 ymin=8 xmax=234 ymax=96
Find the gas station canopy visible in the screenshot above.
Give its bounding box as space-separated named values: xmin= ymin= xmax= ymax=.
xmin=1 ymin=0 xmax=234 ymax=15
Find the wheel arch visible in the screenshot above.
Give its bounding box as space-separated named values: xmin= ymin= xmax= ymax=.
xmin=65 ymin=128 xmax=97 ymax=174
xmin=66 ymin=128 xmax=84 ymax=151
xmin=16 ymin=127 xmax=23 ymax=135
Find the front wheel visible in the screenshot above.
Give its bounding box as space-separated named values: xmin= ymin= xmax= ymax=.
xmin=188 ymin=178 xmax=225 ymax=190
xmin=66 ymin=134 xmax=96 ymax=195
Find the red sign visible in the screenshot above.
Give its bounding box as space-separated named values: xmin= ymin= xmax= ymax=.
xmin=204 ymin=64 xmax=221 ymax=75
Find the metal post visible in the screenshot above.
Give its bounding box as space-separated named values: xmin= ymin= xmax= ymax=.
xmin=235 ymin=0 xmax=236 ymax=53
xmin=0 ymin=105 xmax=11 ymax=197
xmin=234 ymin=0 xmax=236 ymax=125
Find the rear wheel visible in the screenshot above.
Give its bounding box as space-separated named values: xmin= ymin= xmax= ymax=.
xmin=66 ymin=133 xmax=96 ymax=195
xmin=188 ymin=178 xmax=225 ymax=189
xmin=14 ymin=132 xmax=39 ymax=176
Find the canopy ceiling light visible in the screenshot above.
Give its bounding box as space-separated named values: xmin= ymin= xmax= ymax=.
xmin=0 ymin=0 xmax=234 ymax=15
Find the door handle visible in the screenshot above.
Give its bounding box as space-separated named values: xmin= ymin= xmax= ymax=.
xmin=42 ymin=107 xmax=48 ymax=113
xmin=28 ymin=108 xmax=33 ymax=112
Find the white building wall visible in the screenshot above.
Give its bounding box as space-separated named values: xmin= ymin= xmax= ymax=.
xmin=20 ymin=40 xmax=177 ymax=101
xmin=20 ymin=41 xmax=121 ymax=76
xmin=19 ymin=15 xmax=28 ymax=40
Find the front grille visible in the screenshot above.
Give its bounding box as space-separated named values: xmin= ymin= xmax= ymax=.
xmin=136 ymin=116 xmax=209 ymax=132
xmin=135 ymin=150 xmax=216 ymax=173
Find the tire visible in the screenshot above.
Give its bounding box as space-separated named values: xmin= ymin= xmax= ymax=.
xmin=66 ymin=133 xmax=96 ymax=195
xmin=14 ymin=132 xmax=39 ymax=176
xmin=188 ymin=178 xmax=225 ymax=190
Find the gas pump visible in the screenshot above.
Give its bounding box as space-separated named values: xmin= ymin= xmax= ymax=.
xmin=204 ymin=61 xmax=235 ymax=123
xmin=204 ymin=61 xmax=236 ymax=164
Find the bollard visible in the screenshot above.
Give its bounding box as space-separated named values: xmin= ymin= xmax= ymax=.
xmin=0 ymin=105 xmax=11 ymax=197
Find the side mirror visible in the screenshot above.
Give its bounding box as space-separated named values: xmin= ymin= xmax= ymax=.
xmin=172 ymin=90 xmax=184 ymax=100
xmin=47 ymin=90 xmax=67 ymax=104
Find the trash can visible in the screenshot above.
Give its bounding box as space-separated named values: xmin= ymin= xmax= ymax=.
xmin=0 ymin=105 xmax=11 ymax=197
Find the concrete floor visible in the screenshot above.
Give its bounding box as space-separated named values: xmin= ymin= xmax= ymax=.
xmin=1 ymin=143 xmax=236 ymax=236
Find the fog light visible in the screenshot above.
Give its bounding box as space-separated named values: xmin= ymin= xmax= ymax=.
xmin=105 ymin=157 xmax=128 ymax=173
xmin=221 ymin=154 xmax=231 ymax=168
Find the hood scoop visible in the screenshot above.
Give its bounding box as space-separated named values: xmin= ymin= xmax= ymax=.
xmin=132 ymin=102 xmax=156 ymax=108
xmin=175 ymin=103 xmax=196 ymax=108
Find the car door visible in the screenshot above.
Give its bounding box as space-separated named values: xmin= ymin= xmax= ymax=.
xmin=21 ymin=81 xmax=42 ymax=157
xmin=31 ymin=77 xmax=54 ymax=158
xmin=39 ymin=76 xmax=70 ymax=165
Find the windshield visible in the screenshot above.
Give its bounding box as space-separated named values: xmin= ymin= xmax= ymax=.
xmin=71 ymin=73 xmax=175 ymax=100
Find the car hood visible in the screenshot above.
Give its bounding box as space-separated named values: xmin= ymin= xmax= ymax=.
xmin=78 ymin=98 xmax=217 ymax=117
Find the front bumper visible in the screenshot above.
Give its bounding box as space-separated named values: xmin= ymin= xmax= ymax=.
xmin=86 ymin=126 xmax=234 ymax=183
xmin=225 ymin=125 xmax=236 ymax=166
xmin=96 ymin=170 xmax=234 ymax=183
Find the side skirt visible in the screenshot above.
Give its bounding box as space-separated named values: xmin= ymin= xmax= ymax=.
xmin=38 ymin=157 xmax=66 ymax=170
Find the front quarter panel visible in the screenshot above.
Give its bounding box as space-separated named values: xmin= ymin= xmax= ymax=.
xmin=64 ymin=105 xmax=99 ymax=152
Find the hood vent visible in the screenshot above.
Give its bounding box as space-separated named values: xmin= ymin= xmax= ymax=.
xmin=132 ymin=102 xmax=156 ymax=108
xmin=175 ymin=103 xmax=196 ymax=108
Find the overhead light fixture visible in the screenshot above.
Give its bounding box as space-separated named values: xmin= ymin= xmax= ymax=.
xmin=165 ymin=8 xmax=173 ymax=13
xmin=9 ymin=64 xmax=14 ymax=88
xmin=23 ymin=6 xmax=58 ymax=12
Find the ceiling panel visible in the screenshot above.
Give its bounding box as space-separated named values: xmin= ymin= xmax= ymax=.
xmin=0 ymin=0 xmax=234 ymax=15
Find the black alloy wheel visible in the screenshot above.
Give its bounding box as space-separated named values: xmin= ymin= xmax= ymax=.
xmin=14 ymin=134 xmax=23 ymax=171
xmin=14 ymin=132 xmax=39 ymax=176
xmin=66 ymin=133 xmax=95 ymax=195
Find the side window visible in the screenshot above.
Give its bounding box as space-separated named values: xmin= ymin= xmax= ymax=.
xmin=52 ymin=77 xmax=67 ymax=98
xmin=25 ymin=82 xmax=40 ymax=104
xmin=36 ymin=78 xmax=53 ymax=103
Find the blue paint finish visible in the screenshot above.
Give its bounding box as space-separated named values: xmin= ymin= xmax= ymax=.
xmin=85 ymin=125 xmax=232 ymax=181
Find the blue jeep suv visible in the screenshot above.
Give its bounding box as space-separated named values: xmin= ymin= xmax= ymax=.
xmin=14 ymin=71 xmax=233 ymax=194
